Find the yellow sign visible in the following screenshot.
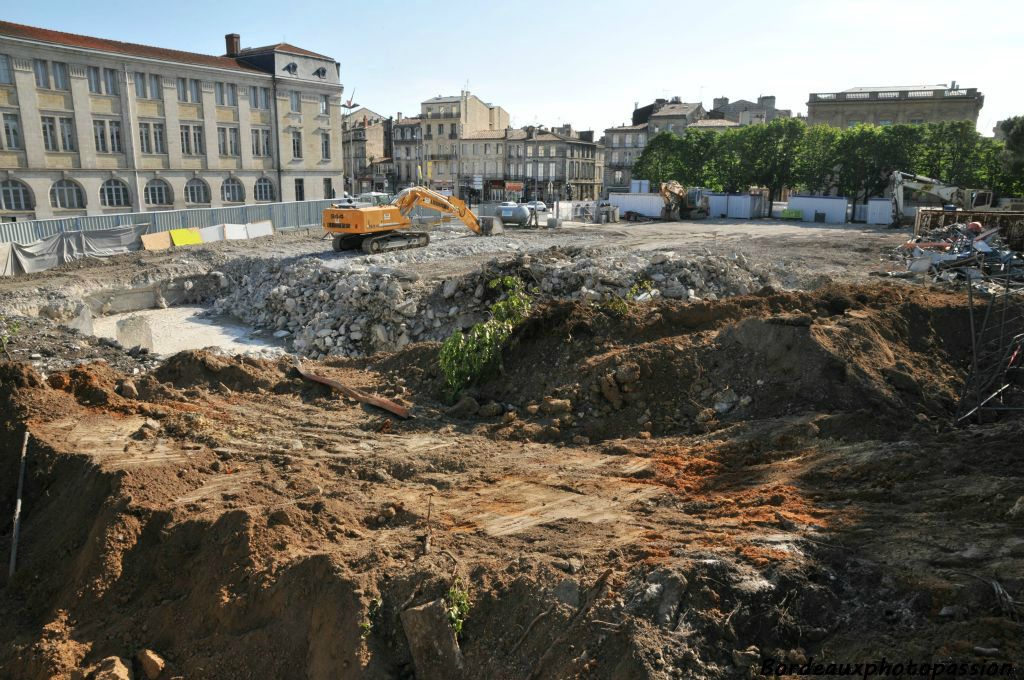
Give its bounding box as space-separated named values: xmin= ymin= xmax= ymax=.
xmin=169 ymin=228 xmax=202 ymax=246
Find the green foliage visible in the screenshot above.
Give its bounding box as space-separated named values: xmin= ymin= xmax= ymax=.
xmin=794 ymin=124 xmax=841 ymax=194
xmin=446 ymin=579 xmax=471 ymax=637
xmin=600 ymin=279 xmax=655 ymax=317
xmin=359 ymin=597 xmax=382 ymax=639
xmin=632 ymin=132 xmax=682 ymax=186
xmin=0 ymin=315 xmax=18 ymax=360
xmin=438 ymin=276 xmax=531 ymax=396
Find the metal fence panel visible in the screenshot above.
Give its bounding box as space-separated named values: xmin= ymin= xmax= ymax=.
xmin=0 ymin=199 xmax=336 ymax=244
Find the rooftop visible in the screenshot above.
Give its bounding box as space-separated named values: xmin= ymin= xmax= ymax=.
xmin=461 ymin=130 xmax=508 ymax=140
xmin=0 ymin=20 xmax=270 ymax=73
xmin=650 ymin=102 xmax=702 ymax=118
xmin=841 ymin=85 xmax=948 ymax=93
xmin=604 ymin=123 xmax=649 ymax=132
xmin=237 ymin=42 xmax=333 ymax=61
xmin=688 ymin=119 xmax=741 ymax=128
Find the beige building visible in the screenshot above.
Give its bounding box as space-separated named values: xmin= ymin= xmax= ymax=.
xmin=341 ymin=106 xmax=391 ymax=193
xmin=505 ymin=126 xmax=600 ymax=202
xmin=392 ymin=114 xmax=422 ymax=189
xmin=459 ymin=130 xmax=507 ymax=201
xmin=709 ymin=95 xmax=790 ymax=124
xmin=648 ymin=101 xmax=706 ymax=135
xmin=419 ymin=90 xmax=509 ymax=195
xmin=0 ymin=20 xmax=344 ymax=221
xmin=602 ymin=123 xmax=647 ymax=193
xmin=806 ymin=84 xmax=984 ymax=128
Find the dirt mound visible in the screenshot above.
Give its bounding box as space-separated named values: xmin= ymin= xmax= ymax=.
xmin=386 ymin=284 xmax=974 ymax=442
xmin=155 ymin=350 xmax=283 ymax=392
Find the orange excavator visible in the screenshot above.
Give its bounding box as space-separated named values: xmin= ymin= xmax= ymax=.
xmin=322 ymin=186 xmax=503 ymax=253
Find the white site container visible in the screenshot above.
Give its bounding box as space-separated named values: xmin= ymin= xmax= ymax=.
xmin=607 ymin=192 xmax=663 ymax=218
xmin=706 ymin=193 xmax=763 ymax=219
xmin=787 ymin=195 xmax=848 ymax=224
xmin=867 ymin=198 xmax=893 ymax=225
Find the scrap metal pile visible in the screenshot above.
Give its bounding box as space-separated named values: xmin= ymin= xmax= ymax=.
xmin=896 ymin=221 xmax=1024 ymax=288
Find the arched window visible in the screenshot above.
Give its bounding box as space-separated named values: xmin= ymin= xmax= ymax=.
xmin=254 ymin=177 xmax=276 ymax=202
xmin=99 ymin=178 xmax=131 ymax=207
xmin=184 ymin=178 xmax=210 ymax=204
xmin=0 ymin=179 xmax=34 ymax=211
xmin=50 ymin=180 xmax=85 ymax=209
xmin=144 ymin=179 xmax=172 ymax=206
xmin=221 ymin=177 xmax=244 ymax=203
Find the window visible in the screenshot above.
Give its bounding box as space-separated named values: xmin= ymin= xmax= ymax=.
xmin=185 ymin=178 xmax=210 ymax=204
xmin=909 ymin=118 xmax=925 ymax=125
xmin=527 ymin=145 xmax=534 ymax=157
xmin=251 ymin=128 xmax=272 ymax=157
xmin=250 ymin=86 xmax=270 ymax=110
xmin=99 ymin=179 xmax=131 ymax=207
xmin=221 ymin=177 xmax=244 ymax=203
xmin=294 ymin=178 xmax=304 ymax=201
xmin=290 ymin=91 xmax=301 ymax=112
xmin=3 ymin=113 xmax=21 ymax=150
xmin=323 ymin=178 xmax=333 ymax=199
xmin=33 ymin=59 xmax=49 ymax=89
xmin=292 ymin=131 xmax=302 ymax=158
xmin=180 ymin=124 xmax=204 ymax=155
xmin=0 ymin=179 xmax=33 ymax=211
xmin=135 ymin=72 xmax=148 ymax=98
xmin=152 ymin=123 xmax=165 ymax=153
xmin=879 ymin=119 xmax=893 ymax=126
xmin=176 ymin=77 xmax=188 ymax=102
xmin=847 ymin=120 xmax=860 ymax=128
xmin=549 ymin=161 xmax=555 ymax=178
xmin=320 ymin=94 xmax=329 ymax=115
xmin=149 ymin=74 xmax=161 ymax=100
xmin=52 ymin=62 xmax=69 ymax=91
xmin=180 ymin=125 xmax=191 ymax=155
xmin=192 ymin=125 xmax=205 ymax=154
xmin=85 ymin=67 xmax=101 ymax=93
xmin=217 ymin=126 xmax=240 ymax=156
xmin=93 ymin=120 xmax=108 ymax=153
xmin=321 ymin=132 xmax=331 ymax=160
xmin=109 ymin=121 xmax=122 ymax=153
xmin=0 ymin=55 xmax=11 ymax=84
xmin=254 ymin=177 xmax=275 ymax=201
xmin=103 ymin=68 xmax=119 ymax=96
xmin=215 ymin=82 xmax=237 ymax=106
xmin=59 ymin=117 xmax=75 ymax=151
xmin=139 ymin=122 xmax=151 ymax=153
xmin=41 ymin=117 xmax=58 ymax=151
xmin=189 ymin=79 xmax=201 ymax=103
xmin=144 ymin=179 xmax=172 ymax=206
xmin=50 ymin=180 xmax=85 ymax=209
xmin=438 ymin=124 xmax=445 ymax=135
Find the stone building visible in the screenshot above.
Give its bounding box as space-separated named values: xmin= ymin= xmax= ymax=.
xmin=341 ymin=106 xmax=391 ymax=193
xmin=708 ymin=95 xmax=790 ymax=124
xmin=505 ymin=126 xmax=600 ymax=202
xmin=392 ymin=114 xmax=422 ymax=189
xmin=0 ymin=20 xmax=345 ymax=221
xmin=601 ymin=123 xmax=647 ymax=194
xmin=418 ymin=90 xmax=508 ymax=195
xmin=806 ymin=83 xmax=984 ymax=128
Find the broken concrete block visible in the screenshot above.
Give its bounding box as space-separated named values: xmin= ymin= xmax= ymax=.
xmin=446 ymin=396 xmax=479 ymax=419
xmin=400 ymin=599 xmax=463 ymax=680
xmin=135 ymin=649 xmax=166 ymax=679
xmin=116 ymin=315 xmax=154 ymax=352
xmin=600 ymin=375 xmax=623 ymax=410
xmin=92 ymin=656 xmax=133 ymax=680
xmin=540 ymin=397 xmax=572 ymax=415
xmin=65 ymin=303 xmax=94 ymax=336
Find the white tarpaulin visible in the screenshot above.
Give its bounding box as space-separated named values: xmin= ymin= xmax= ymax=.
xmin=224 ymin=224 xmax=248 ymax=240
xmin=1 ymin=225 xmax=148 ymax=276
xmin=0 ymin=242 xmax=15 ymax=277
xmin=198 ymin=225 xmax=225 ymax=243
xmin=245 ymin=220 xmax=274 ymax=239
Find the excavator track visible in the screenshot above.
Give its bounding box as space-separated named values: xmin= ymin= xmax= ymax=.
xmin=360 ymin=231 xmax=430 ymax=254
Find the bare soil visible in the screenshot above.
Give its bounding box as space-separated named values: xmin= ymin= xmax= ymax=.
xmin=1 ymin=283 xmax=1021 ymax=679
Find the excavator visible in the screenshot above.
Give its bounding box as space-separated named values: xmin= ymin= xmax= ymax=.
xmin=889 ymin=171 xmax=1024 ymax=226
xmin=322 ymin=186 xmax=502 ymax=253
xmin=659 ymin=181 xmax=708 ymax=221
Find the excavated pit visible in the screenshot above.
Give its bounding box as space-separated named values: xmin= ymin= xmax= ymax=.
xmin=2 ymin=284 xmax=1022 ymax=679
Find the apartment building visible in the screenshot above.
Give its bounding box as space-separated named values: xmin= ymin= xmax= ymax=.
xmin=602 ymin=123 xmax=647 ymax=193
xmin=708 ymin=95 xmax=790 ymax=124
xmin=459 ymin=130 xmax=507 ymax=201
xmin=0 ymin=21 xmax=344 ymax=221
xmin=392 ymin=114 xmax=422 ymax=189
xmin=806 ymin=83 xmax=984 ymax=128
xmin=505 ymin=126 xmax=600 ymax=202
xmin=341 ymin=106 xmax=391 ymax=193
xmin=418 ymin=91 xmax=509 ymax=195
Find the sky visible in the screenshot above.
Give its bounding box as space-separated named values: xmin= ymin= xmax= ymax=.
xmin=6 ymin=0 xmax=1021 ymax=136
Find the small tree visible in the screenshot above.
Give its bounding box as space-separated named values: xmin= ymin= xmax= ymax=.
xmin=632 ymin=132 xmax=682 ymax=186
xmin=794 ymin=124 xmax=841 ymax=195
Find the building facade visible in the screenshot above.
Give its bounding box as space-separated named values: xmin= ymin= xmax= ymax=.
xmin=709 ymin=95 xmax=790 ymax=124
xmin=341 ymin=106 xmax=392 ymax=193
xmin=0 ymin=21 xmax=344 ymax=221
xmin=505 ymin=126 xmax=600 ymax=202
xmin=392 ymin=114 xmax=422 ymax=189
xmin=418 ymin=91 xmax=509 ymax=195
xmin=602 ymin=123 xmax=647 ymax=193
xmin=806 ymin=84 xmax=984 ymax=128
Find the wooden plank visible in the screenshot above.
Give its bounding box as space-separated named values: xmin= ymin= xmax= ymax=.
xmin=295 ymin=364 xmax=411 ymax=419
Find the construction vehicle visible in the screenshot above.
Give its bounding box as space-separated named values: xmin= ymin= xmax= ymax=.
xmin=322 ymin=186 xmax=502 ymax=254
xmin=659 ymin=181 xmax=708 ymax=220
xmin=890 ymin=171 xmax=1024 ymax=226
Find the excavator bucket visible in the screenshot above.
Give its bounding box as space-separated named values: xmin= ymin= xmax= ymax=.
xmin=479 ymin=216 xmax=503 ymax=236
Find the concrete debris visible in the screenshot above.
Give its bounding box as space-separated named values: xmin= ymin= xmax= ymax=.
xmin=892 ymin=222 xmax=1024 ymax=286
xmin=136 ymin=649 xmax=166 ymax=679
xmin=400 ymin=599 xmax=464 ymax=680
xmin=210 ymin=248 xmax=773 ymax=360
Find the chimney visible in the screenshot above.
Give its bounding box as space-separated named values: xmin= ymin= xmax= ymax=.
xmin=397 ymin=112 xmax=402 ymax=122
xmin=225 ymin=33 xmax=240 ymax=57
xmin=713 ymin=96 xmax=729 ymax=110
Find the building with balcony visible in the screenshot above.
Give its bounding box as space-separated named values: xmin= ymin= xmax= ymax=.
xmin=505 ymin=126 xmax=600 ymax=202
xmin=392 ymin=114 xmax=422 ymax=188
xmin=0 ymin=20 xmax=345 ymax=221
xmin=418 ymin=90 xmax=509 ymax=194
xmin=806 ymin=83 xmax=984 ymax=128
xmin=601 ymin=123 xmax=647 ymax=194
xmin=341 ymin=106 xmax=391 ymax=193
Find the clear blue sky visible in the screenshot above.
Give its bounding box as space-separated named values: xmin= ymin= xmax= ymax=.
xmin=7 ymin=0 xmax=1020 ymax=135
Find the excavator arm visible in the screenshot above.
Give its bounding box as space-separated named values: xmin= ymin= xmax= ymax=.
xmin=391 ymin=186 xmax=501 ymax=235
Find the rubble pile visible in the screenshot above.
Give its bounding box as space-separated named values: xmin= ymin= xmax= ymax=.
xmin=210 ymin=248 xmax=777 ymax=359
xmin=896 ymin=221 xmax=1024 ymax=286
